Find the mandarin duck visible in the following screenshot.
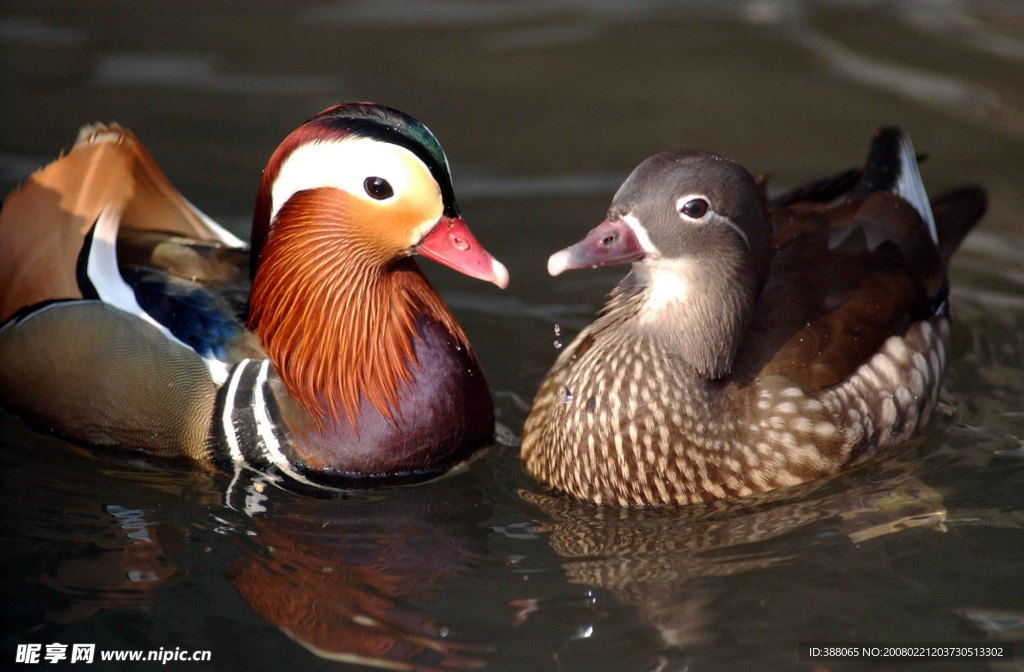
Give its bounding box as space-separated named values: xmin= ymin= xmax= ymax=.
xmin=522 ymin=128 xmax=985 ymax=508
xmin=0 ymin=103 xmax=508 ymax=488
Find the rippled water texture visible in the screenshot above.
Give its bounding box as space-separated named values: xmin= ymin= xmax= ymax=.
xmin=2 ymin=2 xmax=1023 ymax=671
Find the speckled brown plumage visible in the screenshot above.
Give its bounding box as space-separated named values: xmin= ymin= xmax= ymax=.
xmin=522 ymin=128 xmax=984 ymax=508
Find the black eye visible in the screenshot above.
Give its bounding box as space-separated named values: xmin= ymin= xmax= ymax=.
xmin=680 ymin=198 xmax=709 ymax=219
xmin=363 ymin=176 xmax=394 ymax=200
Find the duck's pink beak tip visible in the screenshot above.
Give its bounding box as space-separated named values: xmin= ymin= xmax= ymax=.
xmin=546 ymin=218 xmax=645 ymax=277
xmin=416 ymin=216 xmax=509 ymax=289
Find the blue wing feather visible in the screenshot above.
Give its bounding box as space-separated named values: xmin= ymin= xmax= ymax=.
xmin=122 ymin=267 xmax=247 ymax=361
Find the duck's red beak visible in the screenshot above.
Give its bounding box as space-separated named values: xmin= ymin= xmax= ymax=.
xmin=547 ymin=218 xmax=646 ymax=276
xmin=416 ymin=216 xmax=509 ymax=289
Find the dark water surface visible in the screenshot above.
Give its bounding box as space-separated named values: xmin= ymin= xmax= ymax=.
xmin=2 ymin=2 xmax=1023 ymax=671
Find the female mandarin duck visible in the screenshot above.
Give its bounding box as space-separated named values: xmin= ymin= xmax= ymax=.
xmin=0 ymin=103 xmax=508 ymax=488
xmin=522 ymin=128 xmax=985 ymax=508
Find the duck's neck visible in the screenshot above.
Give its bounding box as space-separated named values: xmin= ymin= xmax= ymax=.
xmin=247 ymin=201 xmax=467 ymax=430
xmin=607 ymin=258 xmax=760 ymax=380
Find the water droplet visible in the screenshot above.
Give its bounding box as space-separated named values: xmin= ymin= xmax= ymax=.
xmin=559 ymin=385 xmax=574 ymax=403
xmin=572 ymin=623 xmax=594 ymax=640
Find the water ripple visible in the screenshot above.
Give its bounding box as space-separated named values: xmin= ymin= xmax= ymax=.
xmin=92 ymin=53 xmax=342 ymax=95
xmin=791 ymin=28 xmax=1024 ymax=138
xmin=0 ymin=16 xmax=90 ymax=47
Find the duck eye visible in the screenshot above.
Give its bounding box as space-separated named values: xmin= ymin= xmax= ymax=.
xmin=680 ymin=198 xmax=709 ymax=219
xmin=363 ymin=176 xmax=394 ymax=200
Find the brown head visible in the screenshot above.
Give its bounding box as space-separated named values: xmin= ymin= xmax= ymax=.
xmin=548 ymin=150 xmax=773 ymax=379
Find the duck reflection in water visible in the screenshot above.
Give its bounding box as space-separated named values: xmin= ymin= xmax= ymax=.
xmin=2 ymin=419 xmax=487 ymax=672
xmin=518 ymin=445 xmax=948 ymax=670
xmin=30 ymin=504 xmax=189 ymax=627
xmin=226 ymin=471 xmax=488 ymax=671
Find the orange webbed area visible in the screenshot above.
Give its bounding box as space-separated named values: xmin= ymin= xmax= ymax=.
xmin=0 ymin=124 xmax=227 ymax=323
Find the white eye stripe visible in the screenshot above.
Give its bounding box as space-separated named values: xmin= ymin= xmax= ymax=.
xmin=622 ymin=212 xmax=660 ymax=256
xmin=674 ymin=193 xmax=750 ymax=249
xmin=712 ymin=214 xmax=751 ymax=249
xmin=269 ymin=137 xmax=433 ymax=223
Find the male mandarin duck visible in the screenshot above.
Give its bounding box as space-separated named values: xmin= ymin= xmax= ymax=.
xmin=0 ymin=103 xmax=508 ymax=488
xmin=522 ymin=128 xmax=986 ymax=508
